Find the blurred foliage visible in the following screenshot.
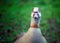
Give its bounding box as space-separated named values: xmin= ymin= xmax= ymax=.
xmin=0 ymin=0 xmax=60 ymax=43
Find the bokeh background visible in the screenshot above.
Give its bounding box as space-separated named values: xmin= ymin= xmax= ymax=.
xmin=0 ymin=0 xmax=60 ymax=43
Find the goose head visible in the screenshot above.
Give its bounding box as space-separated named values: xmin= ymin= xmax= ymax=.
xmin=31 ymin=7 xmax=41 ymax=24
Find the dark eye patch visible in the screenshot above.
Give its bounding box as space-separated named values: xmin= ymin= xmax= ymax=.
xmin=33 ymin=13 xmax=40 ymax=18
xmin=34 ymin=12 xmax=38 ymax=13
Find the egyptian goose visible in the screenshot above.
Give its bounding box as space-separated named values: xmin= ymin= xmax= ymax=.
xmin=14 ymin=7 xmax=47 ymax=43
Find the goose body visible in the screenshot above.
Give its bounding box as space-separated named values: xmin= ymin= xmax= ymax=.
xmin=14 ymin=7 xmax=47 ymax=43
xmin=14 ymin=28 xmax=47 ymax=43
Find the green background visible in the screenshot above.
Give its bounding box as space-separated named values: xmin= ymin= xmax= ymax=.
xmin=0 ymin=0 xmax=60 ymax=43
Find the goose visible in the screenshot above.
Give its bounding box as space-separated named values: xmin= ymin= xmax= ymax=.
xmin=14 ymin=7 xmax=47 ymax=43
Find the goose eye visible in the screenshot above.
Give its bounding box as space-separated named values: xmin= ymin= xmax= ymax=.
xmin=33 ymin=13 xmax=40 ymax=18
